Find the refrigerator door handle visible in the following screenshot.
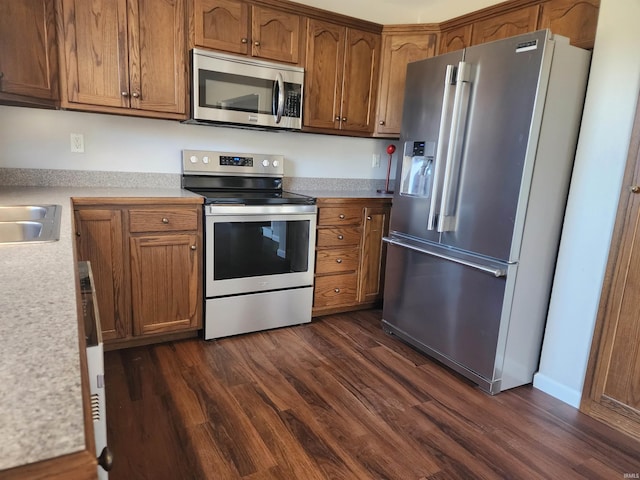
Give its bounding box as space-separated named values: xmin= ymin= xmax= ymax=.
xmin=438 ymin=61 xmax=472 ymax=232
xmin=383 ymin=237 xmax=507 ymax=278
xmin=427 ymin=64 xmax=457 ymax=231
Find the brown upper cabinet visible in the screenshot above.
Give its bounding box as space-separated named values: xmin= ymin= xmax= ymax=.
xmin=193 ymin=0 xmax=303 ymax=64
xmin=0 ymin=0 xmax=59 ymax=107
xmin=56 ymin=0 xmax=187 ymax=119
xmin=375 ymin=27 xmax=438 ymax=137
xmin=471 ymin=6 xmax=540 ymax=45
xmin=439 ymin=24 xmax=473 ymax=54
xmin=304 ymin=18 xmax=381 ymax=134
xmin=439 ymin=0 xmax=599 ymax=56
xmin=538 ymin=0 xmax=600 ymax=49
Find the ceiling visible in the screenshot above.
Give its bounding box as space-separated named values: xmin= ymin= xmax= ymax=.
xmin=290 ymin=0 xmax=507 ymax=24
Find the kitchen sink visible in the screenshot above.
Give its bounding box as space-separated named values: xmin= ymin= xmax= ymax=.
xmin=0 ymin=205 xmax=56 ymax=221
xmin=0 ymin=205 xmax=62 ymax=244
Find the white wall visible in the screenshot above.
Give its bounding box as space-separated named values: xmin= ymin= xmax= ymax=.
xmin=533 ymin=0 xmax=640 ymax=407
xmin=0 ymin=105 xmax=396 ymax=179
xmin=291 ymin=0 xmax=505 ymax=24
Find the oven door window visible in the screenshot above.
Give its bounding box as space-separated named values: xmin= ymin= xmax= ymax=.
xmin=213 ymin=219 xmax=310 ymax=280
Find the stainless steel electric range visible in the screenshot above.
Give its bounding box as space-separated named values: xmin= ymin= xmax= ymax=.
xmin=182 ymin=150 xmax=317 ymax=339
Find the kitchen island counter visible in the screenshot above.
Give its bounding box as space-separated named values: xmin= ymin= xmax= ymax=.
xmin=0 ymin=186 xmax=201 ymax=478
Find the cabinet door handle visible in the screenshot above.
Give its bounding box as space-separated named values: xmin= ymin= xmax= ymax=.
xmin=254 ymin=41 xmax=260 ymax=46
xmin=121 ymin=91 xmax=129 ymax=97
xmin=336 ymin=258 xmax=342 ymax=263
xmin=162 ymin=217 xmax=169 ymax=224
xmin=191 ymin=245 xmax=197 ymax=251
xmin=379 ymin=120 xmax=385 ymax=126
xmin=131 ymin=92 xmax=140 ymax=98
xmin=367 ymin=216 xmax=372 ymax=220
xmin=337 ymin=235 xmax=344 ymax=240
xmin=631 ymin=185 xmax=640 ymax=193
xmin=342 ymin=117 xmax=347 ymax=122
xmin=334 ymin=288 xmax=340 ymax=293
xmin=339 ymin=214 xmax=345 ymax=219
xmin=335 ymin=116 xmax=340 ymax=121
xmin=241 ymin=38 xmax=248 ymax=44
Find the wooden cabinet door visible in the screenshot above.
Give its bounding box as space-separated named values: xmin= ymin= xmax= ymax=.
xmin=340 ymin=28 xmax=380 ymax=133
xmin=439 ymin=24 xmax=472 ymax=54
xmin=59 ymin=0 xmax=130 ymax=108
xmin=75 ymin=209 xmax=130 ymax=342
xmin=538 ymin=0 xmax=600 ymax=49
xmin=251 ymin=5 xmax=302 ymax=64
xmin=194 ymin=0 xmax=249 ymax=55
xmin=376 ymin=32 xmax=438 ymax=137
xmin=304 ymin=19 xmax=345 ymax=130
xmin=582 ymin=97 xmax=640 ymax=442
xmin=358 ymin=206 xmax=389 ymax=303
xmin=130 ymin=233 xmax=201 ymax=336
xmin=128 ymin=0 xmax=186 ymax=114
xmin=0 ymin=0 xmax=58 ymax=102
xmin=471 ymin=6 xmax=540 ymax=45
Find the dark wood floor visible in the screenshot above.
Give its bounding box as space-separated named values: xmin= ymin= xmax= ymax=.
xmin=105 ymin=309 xmax=640 ymax=479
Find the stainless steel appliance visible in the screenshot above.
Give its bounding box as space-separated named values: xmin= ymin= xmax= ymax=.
xmin=182 ymin=150 xmax=316 ymax=339
xmin=188 ymin=49 xmax=304 ymax=130
xmin=79 ymin=261 xmax=112 ymax=478
xmin=382 ymin=30 xmax=591 ymax=394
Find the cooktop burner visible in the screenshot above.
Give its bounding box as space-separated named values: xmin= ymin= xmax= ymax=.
xmin=189 ymin=189 xmax=315 ymax=205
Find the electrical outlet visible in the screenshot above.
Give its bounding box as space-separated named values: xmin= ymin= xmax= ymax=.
xmin=372 ymin=153 xmax=380 ymax=168
xmin=70 ymin=133 xmax=84 ymax=153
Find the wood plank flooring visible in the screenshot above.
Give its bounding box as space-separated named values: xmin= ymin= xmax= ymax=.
xmin=104 ymin=309 xmax=640 ymax=479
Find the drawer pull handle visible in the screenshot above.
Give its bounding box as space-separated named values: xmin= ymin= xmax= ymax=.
xmin=336 ymin=258 xmax=342 ymax=263
xmin=339 ymin=214 xmax=345 ymax=219
xmin=334 ymin=288 xmax=340 ymax=293
xmin=337 ymin=235 xmax=344 ymax=240
xmin=162 ymin=218 xmax=169 ymax=224
xmin=191 ymin=245 xmax=197 ymax=251
xmin=367 ymin=215 xmax=372 ymax=220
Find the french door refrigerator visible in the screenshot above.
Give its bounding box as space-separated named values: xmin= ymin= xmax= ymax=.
xmin=382 ymin=30 xmax=591 ymax=394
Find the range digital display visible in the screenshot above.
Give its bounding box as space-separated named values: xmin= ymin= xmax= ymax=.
xmin=220 ymin=155 xmax=253 ymax=167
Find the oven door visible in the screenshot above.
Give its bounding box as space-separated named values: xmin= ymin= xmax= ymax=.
xmin=205 ymin=205 xmax=316 ymax=297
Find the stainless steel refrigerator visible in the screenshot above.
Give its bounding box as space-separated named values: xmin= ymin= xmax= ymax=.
xmin=381 ymin=30 xmax=591 ymax=394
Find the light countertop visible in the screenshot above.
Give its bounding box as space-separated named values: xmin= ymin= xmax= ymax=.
xmin=289 ymin=189 xmax=394 ymax=200
xmin=0 ymin=186 xmax=201 ymax=473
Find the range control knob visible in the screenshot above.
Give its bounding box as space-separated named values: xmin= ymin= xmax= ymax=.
xmin=189 ymin=155 xmax=198 ymax=163
xmin=262 ymin=159 xmax=270 ymax=167
xmin=202 ymin=156 xmax=210 ymax=164
xmin=272 ymin=160 xmax=279 ymax=168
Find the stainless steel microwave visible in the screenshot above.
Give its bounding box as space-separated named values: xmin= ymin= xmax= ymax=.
xmin=189 ymin=48 xmax=304 ymax=130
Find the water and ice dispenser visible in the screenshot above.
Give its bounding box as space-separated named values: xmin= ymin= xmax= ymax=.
xmin=400 ymin=141 xmax=435 ymax=198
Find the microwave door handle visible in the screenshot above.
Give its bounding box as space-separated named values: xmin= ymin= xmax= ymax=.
xmin=275 ymin=72 xmax=285 ymax=124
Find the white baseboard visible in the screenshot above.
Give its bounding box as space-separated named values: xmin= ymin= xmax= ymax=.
xmin=533 ymin=373 xmax=582 ymax=408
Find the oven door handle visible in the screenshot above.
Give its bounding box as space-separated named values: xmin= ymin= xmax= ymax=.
xmin=274 ymin=72 xmax=285 ymax=124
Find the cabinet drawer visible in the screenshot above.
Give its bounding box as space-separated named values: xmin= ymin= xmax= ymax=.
xmin=129 ymin=208 xmax=199 ymax=233
xmin=314 ymin=273 xmax=358 ymax=307
xmin=315 ymin=247 xmax=360 ymax=274
xmin=318 ymin=207 xmax=362 ymax=226
xmin=317 ymin=227 xmax=361 ymax=247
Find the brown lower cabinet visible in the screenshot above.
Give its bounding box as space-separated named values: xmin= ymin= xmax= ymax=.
xmin=313 ymin=197 xmax=391 ymax=316
xmin=74 ymin=199 xmax=203 ymax=349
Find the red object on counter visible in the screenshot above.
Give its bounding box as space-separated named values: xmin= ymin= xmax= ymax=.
xmin=378 ymin=144 xmax=396 ymax=194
